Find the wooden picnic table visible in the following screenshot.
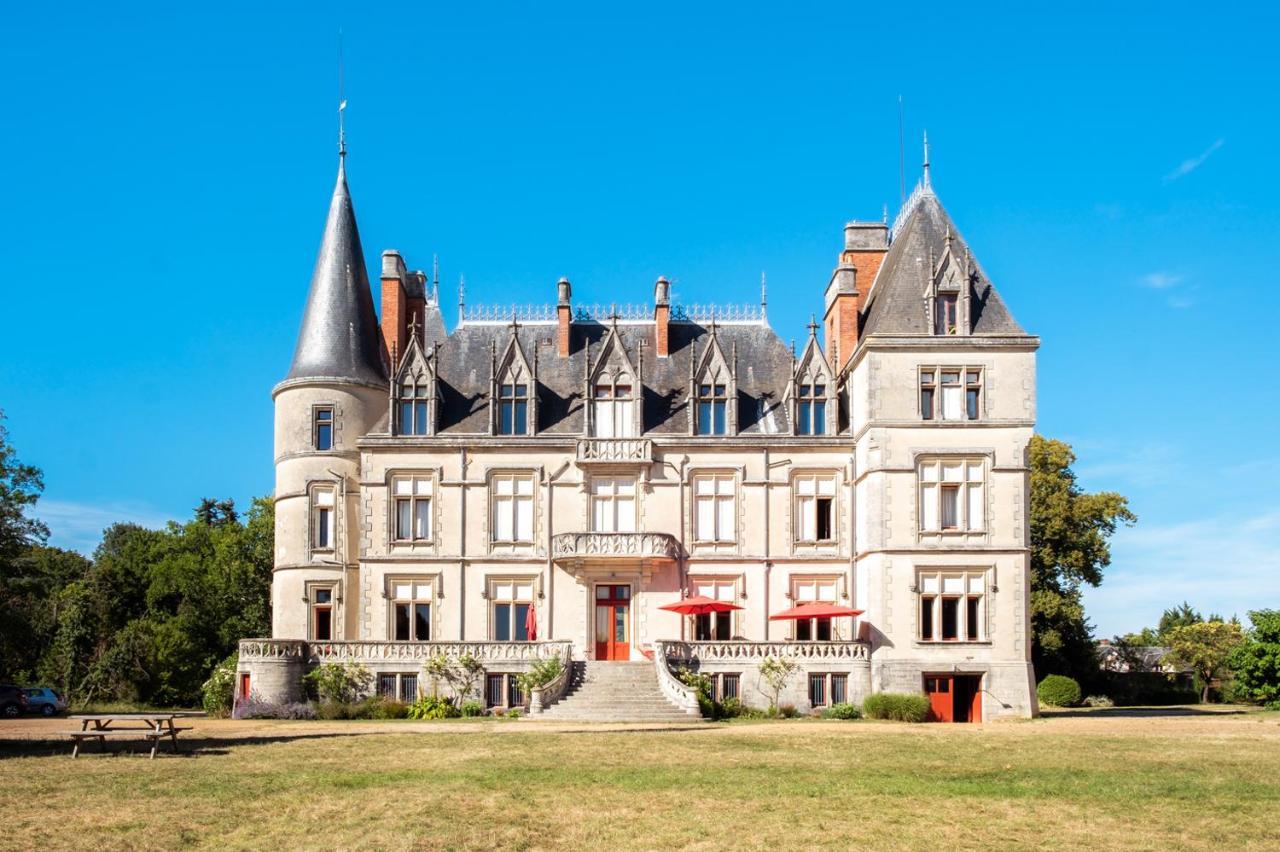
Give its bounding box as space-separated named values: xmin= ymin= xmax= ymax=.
xmin=63 ymin=713 xmax=192 ymax=759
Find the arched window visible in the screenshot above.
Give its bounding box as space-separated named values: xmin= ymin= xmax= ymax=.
xmin=934 ymin=293 xmax=958 ymax=335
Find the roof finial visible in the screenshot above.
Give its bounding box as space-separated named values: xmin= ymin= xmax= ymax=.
xmin=457 ymin=274 xmax=466 ymax=326
xmin=760 ymin=271 xmax=768 ymax=315
xmin=337 ymin=30 xmax=348 ymax=158
xmin=807 ymin=314 xmax=819 ymax=338
xmin=432 ymin=254 xmax=440 ymax=303
xmin=882 ymin=203 xmax=888 ymax=224
xmin=922 ymin=130 xmax=931 ymax=191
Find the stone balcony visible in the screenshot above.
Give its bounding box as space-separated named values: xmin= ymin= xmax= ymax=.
xmin=550 ymin=531 xmax=681 ymax=576
xmin=659 ymin=640 xmax=871 ymax=663
xmin=574 ymin=438 xmax=653 ymax=467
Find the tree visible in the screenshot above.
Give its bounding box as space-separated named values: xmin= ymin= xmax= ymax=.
xmin=1158 ymin=602 xmax=1203 ymax=639
xmin=758 ymin=655 xmax=799 ymax=712
xmin=1029 ymin=435 xmax=1136 ymax=682
xmin=0 ymin=410 xmax=48 ymax=562
xmin=1163 ymin=621 xmax=1244 ymax=703
xmin=1226 ymin=610 xmax=1280 ymax=708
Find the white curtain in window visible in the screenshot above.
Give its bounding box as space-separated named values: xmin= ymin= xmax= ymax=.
xmin=616 ymin=479 xmax=636 ymax=532
xmin=942 ymin=384 xmax=962 ymax=420
xmin=414 ymin=500 xmax=431 ymax=538
xmin=921 ymin=483 xmax=938 ymax=530
xmin=695 ymin=493 xmax=715 ymax=539
xmin=595 ymin=399 xmax=614 ymax=438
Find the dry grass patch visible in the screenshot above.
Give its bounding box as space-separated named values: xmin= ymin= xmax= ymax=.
xmin=0 ymin=711 xmax=1277 ymax=850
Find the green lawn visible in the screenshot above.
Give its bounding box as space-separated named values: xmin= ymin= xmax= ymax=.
xmin=2 ymin=711 xmax=1278 ymax=850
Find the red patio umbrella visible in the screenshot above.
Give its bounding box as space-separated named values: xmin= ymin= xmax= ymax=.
xmin=768 ymin=602 xmax=863 ymax=620
xmin=524 ymin=603 xmax=537 ymax=641
xmin=660 ymin=596 xmax=743 ymax=616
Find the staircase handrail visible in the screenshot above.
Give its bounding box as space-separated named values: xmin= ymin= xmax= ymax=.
xmin=528 ymin=645 xmax=575 ymax=714
xmin=652 ymin=640 xmax=701 ymax=716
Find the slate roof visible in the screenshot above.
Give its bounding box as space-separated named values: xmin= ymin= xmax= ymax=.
xmin=425 ymin=320 xmax=796 ymax=436
xmin=860 ymin=192 xmax=1026 ymax=338
xmin=283 ymin=157 xmax=389 ymax=387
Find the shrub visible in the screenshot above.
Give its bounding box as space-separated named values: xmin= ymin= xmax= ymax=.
xmin=516 ymin=655 xmax=565 ymax=698
xmin=778 ymin=703 xmax=799 ymax=719
xmin=233 ymin=693 xmax=316 ymax=720
xmin=1094 ymin=671 xmax=1199 ymax=706
xmin=505 ymin=707 xmax=521 ymax=719
xmin=821 ymin=702 xmax=862 ymax=720
xmin=407 ymin=695 xmax=460 ymax=720
xmin=460 ymin=700 xmax=485 ymax=717
xmin=368 ymin=698 xmax=410 ymax=720
xmin=862 ymin=693 xmax=931 ymax=722
xmin=201 ymin=653 xmax=238 ymax=717
xmin=1083 ymin=694 xmax=1114 ymax=708
xmin=758 ymin=656 xmax=800 ymax=712
xmin=718 ymin=697 xmax=744 ymax=719
xmin=304 ymin=662 xmax=372 ymax=705
xmin=1037 ymin=674 xmax=1082 ymax=707
xmin=424 ymin=653 xmax=487 ymax=705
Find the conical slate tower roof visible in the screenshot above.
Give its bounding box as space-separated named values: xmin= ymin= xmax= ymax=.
xmin=283 ymin=157 xmax=388 ymax=386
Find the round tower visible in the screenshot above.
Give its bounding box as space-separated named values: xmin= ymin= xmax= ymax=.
xmin=270 ymin=153 xmax=388 ymax=644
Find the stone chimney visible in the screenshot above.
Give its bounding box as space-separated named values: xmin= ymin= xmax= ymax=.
xmin=823 ymin=222 xmax=888 ymax=371
xmin=556 ymin=277 xmax=572 ymax=357
xmin=381 ymin=250 xmax=409 ymax=367
xmin=653 ymin=276 xmax=671 ymax=357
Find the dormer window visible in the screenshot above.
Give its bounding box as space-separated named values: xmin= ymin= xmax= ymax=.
xmin=498 ymin=381 xmax=529 ymax=435
xmin=797 ymin=382 xmax=827 ymax=435
xmin=398 ymin=381 xmax=431 ymax=435
xmin=696 ymin=383 xmax=728 ymax=436
xmin=934 ymin=293 xmax=958 ymax=335
xmin=593 ymin=375 xmax=635 ymax=438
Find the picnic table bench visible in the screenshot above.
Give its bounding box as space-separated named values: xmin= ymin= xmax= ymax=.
xmin=62 ymin=714 xmax=192 ymax=759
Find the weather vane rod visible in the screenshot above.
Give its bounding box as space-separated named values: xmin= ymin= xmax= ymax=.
xmin=338 ymin=29 xmax=347 ymax=157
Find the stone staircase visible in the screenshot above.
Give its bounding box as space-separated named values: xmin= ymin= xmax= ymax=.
xmin=531 ymin=661 xmax=699 ymax=722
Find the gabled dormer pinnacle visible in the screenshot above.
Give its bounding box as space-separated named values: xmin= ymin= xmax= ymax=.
xmin=283 ymin=155 xmax=387 ymax=388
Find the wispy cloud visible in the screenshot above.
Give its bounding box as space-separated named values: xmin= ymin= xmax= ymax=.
xmin=1140 ymin=272 xmax=1182 ymax=289
xmin=1084 ymin=509 xmax=1280 ymax=636
xmin=1163 ymin=138 xmax=1225 ymax=183
xmin=36 ymin=500 xmax=174 ymax=555
xmin=1167 ymin=293 xmax=1196 ymax=309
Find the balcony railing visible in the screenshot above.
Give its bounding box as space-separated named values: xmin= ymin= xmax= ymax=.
xmin=575 ymin=438 xmax=653 ymax=465
xmin=239 ymin=639 xmax=572 ymax=666
xmin=550 ymin=531 xmax=681 ymax=562
xmin=659 ymin=640 xmax=871 ymax=663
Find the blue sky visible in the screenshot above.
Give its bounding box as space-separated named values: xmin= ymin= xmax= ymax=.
xmin=1 ymin=2 xmax=1276 ymax=636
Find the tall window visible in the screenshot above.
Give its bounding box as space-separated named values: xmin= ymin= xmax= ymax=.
xmin=491 ymin=474 xmax=534 ymax=543
xmin=314 ymin=407 xmax=334 ymax=450
xmin=392 ymin=475 xmax=432 ymax=542
xmin=918 ymin=571 xmax=986 ymax=641
xmin=693 ymin=475 xmax=735 ymax=542
xmin=794 ymin=474 xmax=836 ymax=543
xmin=808 ymin=673 xmax=847 ymax=706
xmin=312 ymin=487 xmax=335 ymax=550
xmin=310 ymin=586 xmax=334 ymax=641
xmin=389 ymin=579 xmax=432 ymax=641
xmin=919 ymin=459 xmax=985 ymax=532
xmin=797 ymin=382 xmax=827 ymax=435
xmin=490 ymin=579 xmax=534 ymax=641
xmin=398 ymin=381 xmax=430 ymax=435
xmin=498 ymin=382 xmax=529 ymax=435
xmin=593 ymin=377 xmax=635 ymax=438
xmin=692 ymin=578 xmax=738 ymax=639
xmin=934 ymin=293 xmax=958 ymax=335
xmin=920 ymin=368 xmax=981 ymax=421
xmin=591 ymin=477 xmax=637 ymax=532
xmin=792 ymin=577 xmax=839 ymax=640
xmin=696 ymin=383 xmax=728 ymax=435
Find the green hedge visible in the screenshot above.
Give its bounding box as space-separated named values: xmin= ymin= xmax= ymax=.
xmin=1037 ymin=674 xmax=1082 ymax=707
xmin=862 ymin=693 xmax=930 ymax=722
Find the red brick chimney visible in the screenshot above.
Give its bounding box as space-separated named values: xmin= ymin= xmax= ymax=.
xmin=381 ymin=250 xmax=408 ymax=367
xmin=823 ymin=222 xmax=888 ymax=371
xmin=556 ymin=277 xmax=572 ymax=357
xmin=653 ymin=276 xmax=671 ymax=357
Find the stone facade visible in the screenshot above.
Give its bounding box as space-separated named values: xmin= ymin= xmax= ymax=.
xmin=239 ymin=152 xmax=1040 ymax=721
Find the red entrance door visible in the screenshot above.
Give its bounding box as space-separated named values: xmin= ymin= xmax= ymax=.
xmin=595 ymin=584 xmax=631 ymax=660
xmin=924 ymin=675 xmax=982 ymax=723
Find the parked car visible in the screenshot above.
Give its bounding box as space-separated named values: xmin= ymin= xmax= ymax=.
xmin=23 ymin=687 xmax=67 ymax=717
xmin=0 ymin=684 xmax=29 ymax=718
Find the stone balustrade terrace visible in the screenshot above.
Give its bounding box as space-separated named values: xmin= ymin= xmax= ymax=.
xmin=239 ymin=639 xmax=572 ymax=666
xmin=659 ymin=640 xmax=871 ymax=663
